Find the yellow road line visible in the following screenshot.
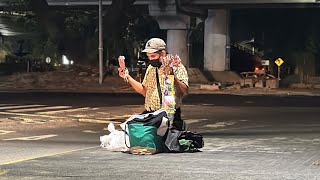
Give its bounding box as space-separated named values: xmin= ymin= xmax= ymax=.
xmin=0 ymin=146 xmax=99 ymax=166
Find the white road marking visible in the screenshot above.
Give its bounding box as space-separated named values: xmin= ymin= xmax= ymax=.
xmin=82 ymin=130 xmax=99 ymax=133
xmin=38 ymin=107 xmax=92 ymax=114
xmin=0 ymin=105 xmax=45 ymax=110
xmin=19 ymin=118 xmax=46 ymax=124
xmin=204 ymin=121 xmax=237 ymax=128
xmin=200 ymin=104 xmax=215 ymax=106
xmin=0 ymin=104 xmax=124 ymax=124
xmin=239 ymin=119 xmax=249 ymax=122
xmin=71 ymin=114 xmax=91 ymax=118
xmin=8 ymin=106 xmax=71 ymax=113
xmin=185 ymin=118 xmax=208 ymax=124
xmin=75 ymin=115 xmax=130 ymax=121
xmin=0 ymin=111 xmax=119 ymax=124
xmin=209 ymin=125 xmax=272 ymax=132
xmin=0 ymin=130 xmax=15 ymax=135
xmin=3 ymin=134 xmax=58 ymax=141
xmin=0 ymin=111 xmax=70 ymax=119
xmin=78 ymin=118 xmax=121 ymax=124
xmin=0 ymin=104 xmax=17 ymax=106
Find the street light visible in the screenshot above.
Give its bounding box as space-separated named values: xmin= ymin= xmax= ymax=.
xmin=98 ymin=0 xmax=103 ymax=84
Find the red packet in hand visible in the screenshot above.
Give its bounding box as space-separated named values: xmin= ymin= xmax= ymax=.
xmin=118 ymin=56 xmax=126 ymax=69
xmin=118 ymin=55 xmax=128 ymax=82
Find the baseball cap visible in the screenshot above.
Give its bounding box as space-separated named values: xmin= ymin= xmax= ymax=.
xmin=142 ymin=38 xmax=166 ymax=53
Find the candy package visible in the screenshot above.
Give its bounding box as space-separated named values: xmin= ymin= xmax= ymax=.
xmin=161 ymin=54 xmax=181 ymax=70
xmin=162 ymin=75 xmax=175 ymax=115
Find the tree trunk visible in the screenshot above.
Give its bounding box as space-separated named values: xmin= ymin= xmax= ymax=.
xmin=103 ymin=0 xmax=136 ymax=55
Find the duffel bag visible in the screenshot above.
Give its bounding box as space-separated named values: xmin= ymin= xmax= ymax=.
xmin=124 ymin=110 xmax=169 ymax=155
xmin=127 ymin=124 xmax=165 ymax=154
xmin=164 ymin=129 xmax=204 ymax=153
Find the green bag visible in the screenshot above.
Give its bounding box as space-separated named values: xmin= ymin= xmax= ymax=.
xmin=128 ymin=124 xmax=165 ymax=152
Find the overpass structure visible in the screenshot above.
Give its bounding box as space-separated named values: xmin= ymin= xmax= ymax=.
xmin=46 ymin=0 xmax=320 ymax=7
xmin=46 ymin=0 xmax=320 ymax=77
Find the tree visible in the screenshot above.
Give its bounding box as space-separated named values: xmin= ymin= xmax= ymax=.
xmin=2 ymin=0 xmax=64 ymax=62
xmin=2 ymin=0 xmax=164 ymax=65
xmin=103 ymin=0 xmax=136 ymax=62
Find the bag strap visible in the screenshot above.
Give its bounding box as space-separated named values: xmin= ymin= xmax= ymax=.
xmin=155 ymin=68 xmax=162 ymax=105
xmin=123 ymin=125 xmax=130 ymax=148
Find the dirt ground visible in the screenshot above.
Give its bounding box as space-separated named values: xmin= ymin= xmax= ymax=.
xmin=0 ymin=65 xmax=133 ymax=93
xmin=1 ymin=65 xmax=320 ymax=96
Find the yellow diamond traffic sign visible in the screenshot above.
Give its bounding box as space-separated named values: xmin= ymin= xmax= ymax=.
xmin=275 ymin=58 xmax=284 ymax=67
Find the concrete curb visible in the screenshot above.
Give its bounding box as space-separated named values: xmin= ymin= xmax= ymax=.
xmin=1 ymin=86 xmax=320 ymax=96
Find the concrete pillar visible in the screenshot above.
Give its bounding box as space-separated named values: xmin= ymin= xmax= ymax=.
xmin=204 ymin=9 xmax=230 ymax=71
xmin=167 ymin=30 xmax=188 ymax=67
xmin=148 ymin=3 xmax=190 ymax=67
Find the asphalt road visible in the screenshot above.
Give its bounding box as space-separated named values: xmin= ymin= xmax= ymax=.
xmin=0 ymin=92 xmax=320 ymax=179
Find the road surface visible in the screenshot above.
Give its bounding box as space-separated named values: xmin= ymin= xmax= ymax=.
xmin=0 ymin=92 xmax=320 ymax=179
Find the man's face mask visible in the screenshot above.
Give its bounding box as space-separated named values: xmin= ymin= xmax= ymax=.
xmin=147 ymin=52 xmax=162 ymax=67
xmin=149 ymin=59 xmax=162 ymax=67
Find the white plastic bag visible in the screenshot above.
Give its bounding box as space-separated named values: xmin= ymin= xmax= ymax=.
xmin=100 ymin=123 xmax=129 ymax=152
xmin=157 ymin=116 xmax=169 ymax=136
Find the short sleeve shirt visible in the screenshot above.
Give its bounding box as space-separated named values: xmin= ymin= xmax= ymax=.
xmin=142 ymin=62 xmax=189 ymax=111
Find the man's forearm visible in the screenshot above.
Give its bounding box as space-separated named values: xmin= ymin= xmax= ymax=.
xmin=175 ymin=78 xmax=188 ymax=96
xmin=127 ymin=75 xmax=146 ymax=96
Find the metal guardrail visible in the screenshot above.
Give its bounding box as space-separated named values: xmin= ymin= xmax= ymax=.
xmin=231 ymin=43 xmax=263 ymax=56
